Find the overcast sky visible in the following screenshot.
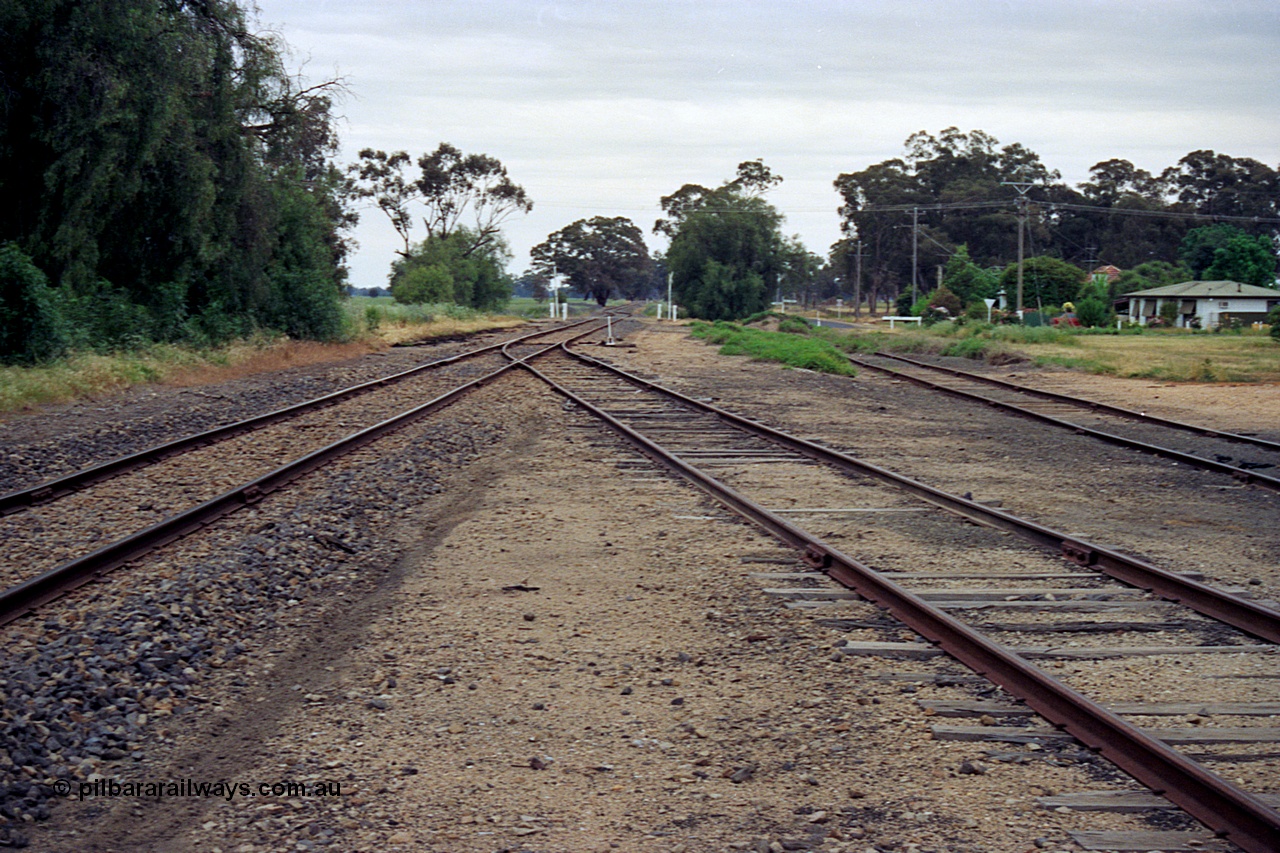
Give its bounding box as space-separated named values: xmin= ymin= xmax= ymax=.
xmin=251 ymin=0 xmax=1280 ymax=290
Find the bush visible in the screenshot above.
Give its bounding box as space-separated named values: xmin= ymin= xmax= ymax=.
xmin=690 ymin=321 xmax=855 ymax=375
xmin=0 ymin=242 xmax=69 ymax=363
xmin=1075 ymin=297 xmax=1113 ymax=328
xmin=927 ymin=284 xmax=962 ymax=317
xmin=964 ymin=300 xmax=993 ymax=322
xmin=777 ymin=315 xmax=812 ymax=334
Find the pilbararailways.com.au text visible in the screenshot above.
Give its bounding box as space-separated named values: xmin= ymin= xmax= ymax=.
xmin=55 ymin=778 xmax=343 ymax=802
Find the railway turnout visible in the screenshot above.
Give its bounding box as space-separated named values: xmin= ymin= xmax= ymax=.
xmin=1 ymin=311 xmax=1276 ymax=852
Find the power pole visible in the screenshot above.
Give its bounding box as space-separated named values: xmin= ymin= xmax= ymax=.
xmin=854 ymin=238 xmax=863 ymax=318
xmin=911 ymin=206 xmax=919 ymax=303
xmin=1001 ymin=180 xmax=1033 ymax=317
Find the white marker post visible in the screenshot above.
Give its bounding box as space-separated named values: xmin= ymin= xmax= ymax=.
xmin=836 ymin=298 xmax=843 ymax=319
xmin=606 ymin=315 xmax=615 ymax=345
xmin=983 ymin=297 xmax=996 ymax=324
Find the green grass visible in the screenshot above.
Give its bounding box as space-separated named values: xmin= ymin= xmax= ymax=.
xmin=820 ymin=319 xmax=1280 ymax=382
xmin=690 ymin=321 xmax=856 ymax=376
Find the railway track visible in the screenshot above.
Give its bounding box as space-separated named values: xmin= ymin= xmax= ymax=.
xmin=0 ymin=315 xmax=626 ymax=625
xmin=847 ymin=351 xmax=1280 ymax=492
xmin=519 ymin=339 xmax=1280 ymax=853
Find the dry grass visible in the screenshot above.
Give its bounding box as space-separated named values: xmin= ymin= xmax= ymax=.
xmin=373 ymin=315 xmax=523 ymax=346
xmin=1023 ymin=331 xmax=1280 ymax=382
xmin=0 ymin=315 xmax=527 ymax=417
xmin=160 ymin=339 xmax=385 ymax=387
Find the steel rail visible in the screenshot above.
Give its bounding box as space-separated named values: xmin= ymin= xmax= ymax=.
xmin=876 ymin=350 xmax=1280 ymax=454
xmin=554 ymin=343 xmax=1280 ymax=645
xmin=847 ymin=352 xmax=1280 ymax=492
xmin=523 ymin=348 xmax=1280 ymax=853
xmin=0 ymin=365 xmax=506 ymax=625
xmin=0 ymin=321 xmax=616 ymax=627
xmin=0 ymin=318 xmax=601 ymax=516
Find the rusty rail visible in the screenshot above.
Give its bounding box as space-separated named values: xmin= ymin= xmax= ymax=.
xmin=0 ymin=318 xmax=602 ymax=516
xmin=0 ymin=319 xmax=618 ymax=626
xmin=875 ymin=350 xmax=1280 ymax=454
xmin=523 ymin=345 xmax=1280 ymax=853
xmin=557 ymin=343 xmax=1280 ymax=645
xmin=848 ymin=352 xmax=1280 ymax=492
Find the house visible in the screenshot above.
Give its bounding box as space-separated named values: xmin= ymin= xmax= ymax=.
xmin=1115 ymin=281 xmax=1280 ymax=328
xmin=1090 ymin=265 xmax=1123 ymax=286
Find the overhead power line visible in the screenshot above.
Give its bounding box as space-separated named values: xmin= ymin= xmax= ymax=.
xmin=856 ymin=198 xmax=1280 ymax=224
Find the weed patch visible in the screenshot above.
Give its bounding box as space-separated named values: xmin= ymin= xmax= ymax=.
xmin=690 ymin=322 xmax=856 ymax=376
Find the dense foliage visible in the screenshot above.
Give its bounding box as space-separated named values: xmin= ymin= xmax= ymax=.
xmin=833 ymin=128 xmax=1279 ymax=313
xmin=661 ymin=161 xmax=789 ymax=321
xmin=530 ymin=217 xmax=652 ymax=306
xmin=388 ymin=230 xmax=513 ymax=311
xmin=0 ymin=0 xmax=356 ymax=362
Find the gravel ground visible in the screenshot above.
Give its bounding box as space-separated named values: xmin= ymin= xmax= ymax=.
xmin=0 ymin=328 xmax=536 ymax=495
xmin=3 ymin=320 xmax=1276 ymax=852
xmin=0 ymin=354 xmax=507 ymax=586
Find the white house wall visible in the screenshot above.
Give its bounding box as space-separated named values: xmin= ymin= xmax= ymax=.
xmin=1128 ymin=297 xmax=1274 ymax=328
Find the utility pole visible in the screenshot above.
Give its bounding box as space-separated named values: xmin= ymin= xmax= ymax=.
xmin=911 ymin=206 xmax=919 ymax=303
xmin=854 ymin=237 xmax=863 ymax=318
xmin=1001 ymin=179 xmax=1033 ymax=318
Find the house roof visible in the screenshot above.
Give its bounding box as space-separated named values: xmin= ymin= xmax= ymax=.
xmin=1121 ymin=280 xmax=1279 ymax=299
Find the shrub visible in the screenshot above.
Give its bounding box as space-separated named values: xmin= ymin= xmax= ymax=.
xmin=690 ymin=322 xmax=855 ymax=375
xmin=777 ymin=315 xmax=813 ymax=334
xmin=0 ymin=242 xmax=69 ymax=363
xmin=1075 ymin=297 xmax=1113 ymax=328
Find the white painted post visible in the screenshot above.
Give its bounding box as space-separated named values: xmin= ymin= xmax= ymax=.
xmin=836 ymin=298 xmax=842 ymax=319
xmin=606 ymin=315 xmax=614 ymax=344
xmin=672 ymin=305 xmax=678 ymax=321
xmin=549 ymin=298 xmax=555 ymax=319
xmin=815 ymin=308 xmax=821 ymax=327
xmin=983 ymin=298 xmax=996 ymax=324
xmin=562 ymin=301 xmax=569 ymax=320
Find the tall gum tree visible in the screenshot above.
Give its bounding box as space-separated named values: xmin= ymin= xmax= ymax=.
xmin=661 ymin=161 xmax=790 ymax=321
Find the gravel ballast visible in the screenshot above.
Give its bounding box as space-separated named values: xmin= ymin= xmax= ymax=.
xmin=2 ymin=321 xmax=1275 ymax=852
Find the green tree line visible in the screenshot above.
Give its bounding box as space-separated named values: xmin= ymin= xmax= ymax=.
xmin=0 ymin=0 xmax=356 ymax=363
xmin=834 ymin=128 xmax=1278 ymax=315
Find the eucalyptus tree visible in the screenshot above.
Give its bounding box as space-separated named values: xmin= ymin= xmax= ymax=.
xmin=661 ymin=162 xmax=790 ymax=321
xmin=353 ymin=143 xmax=533 ymax=259
xmin=530 ymin=216 xmax=651 ymax=306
